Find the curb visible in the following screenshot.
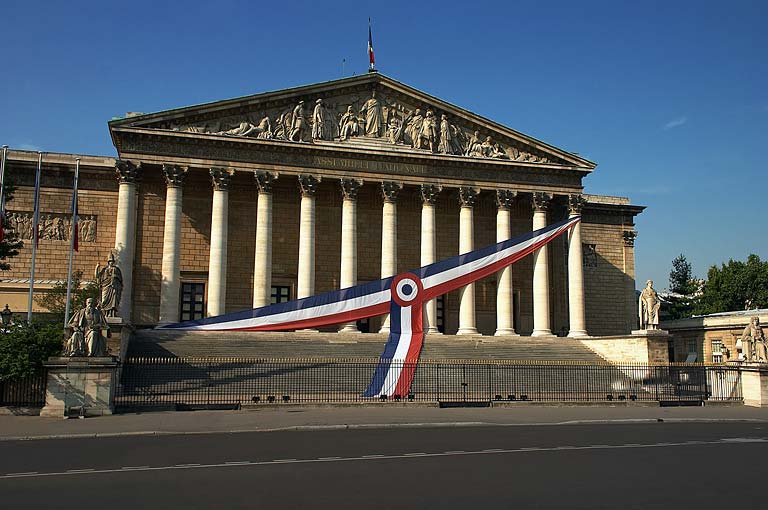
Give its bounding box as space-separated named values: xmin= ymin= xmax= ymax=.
xmin=3 ymin=417 xmax=768 ymax=442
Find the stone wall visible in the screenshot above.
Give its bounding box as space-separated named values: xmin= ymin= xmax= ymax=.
xmin=1 ymin=153 xmax=640 ymax=337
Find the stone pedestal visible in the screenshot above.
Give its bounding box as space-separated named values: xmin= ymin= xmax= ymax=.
xmin=105 ymin=317 xmax=134 ymax=361
xmin=741 ymin=366 xmax=768 ymax=407
xmin=40 ymin=357 xmax=118 ymax=417
xmin=581 ymin=331 xmax=671 ymax=364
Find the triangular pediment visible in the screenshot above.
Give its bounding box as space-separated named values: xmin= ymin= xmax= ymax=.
xmin=109 ymin=73 xmax=594 ymax=170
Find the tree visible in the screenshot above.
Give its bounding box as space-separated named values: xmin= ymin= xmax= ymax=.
xmin=669 ymin=254 xmax=697 ymax=295
xmin=695 ymin=254 xmax=768 ymax=315
xmin=0 ymin=182 xmax=24 ymax=271
xmin=0 ymin=321 xmax=62 ymax=380
xmin=34 ymin=270 xmax=99 ymax=323
xmin=665 ymin=254 xmax=699 ymax=320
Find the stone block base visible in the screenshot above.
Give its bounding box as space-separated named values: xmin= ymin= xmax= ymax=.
xmin=40 ymin=357 xmax=118 ymax=418
xmin=741 ymin=367 xmax=768 ymax=407
xmin=580 ymin=332 xmax=671 ymax=364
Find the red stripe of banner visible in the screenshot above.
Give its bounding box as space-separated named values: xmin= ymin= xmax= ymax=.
xmin=228 ymin=301 xmax=390 ymax=332
xmin=423 ymin=223 xmax=574 ymax=301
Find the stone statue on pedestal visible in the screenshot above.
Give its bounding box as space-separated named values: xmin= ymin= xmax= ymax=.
xmin=740 ymin=317 xmax=766 ymax=363
xmin=95 ymin=252 xmax=123 ymax=317
xmin=638 ymin=280 xmax=661 ymax=330
xmin=65 ymin=298 xmax=109 ymax=357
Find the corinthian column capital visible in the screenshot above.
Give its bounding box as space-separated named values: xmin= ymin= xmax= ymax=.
xmin=162 ymin=164 xmax=188 ymax=188
xmin=420 ymin=184 xmax=442 ymax=205
xmin=340 ymin=178 xmax=363 ymax=200
xmin=496 ymin=189 xmax=517 ymax=210
xmin=115 ymin=160 xmax=142 ymax=184
xmin=531 ymin=191 xmax=553 ymax=212
xmin=568 ymin=194 xmax=588 ymax=214
xmin=382 ymin=181 xmax=403 ymax=203
xmin=210 ymin=168 xmax=234 ymax=191
xmin=254 ymin=171 xmax=278 ymax=194
xmin=298 ymin=174 xmax=320 ymax=197
xmin=459 ymin=187 xmax=480 ymax=207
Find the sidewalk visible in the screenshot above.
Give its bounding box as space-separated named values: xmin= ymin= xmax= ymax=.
xmin=2 ymin=404 xmax=768 ymax=441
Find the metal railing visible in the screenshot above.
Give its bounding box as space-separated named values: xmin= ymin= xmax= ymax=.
xmin=114 ymin=358 xmax=743 ymax=408
xmin=0 ymin=372 xmax=47 ymax=407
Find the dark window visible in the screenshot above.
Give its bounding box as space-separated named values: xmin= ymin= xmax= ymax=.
xmin=180 ymin=282 xmax=206 ymax=321
xmin=271 ymin=285 xmax=291 ymax=304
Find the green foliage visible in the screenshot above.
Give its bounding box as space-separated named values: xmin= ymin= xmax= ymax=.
xmin=35 ymin=271 xmax=99 ymax=322
xmin=666 ymin=254 xmax=699 ymax=320
xmin=0 ymin=321 xmax=63 ymax=381
xmin=0 ymin=182 xmax=24 ymax=271
xmin=669 ymin=254 xmax=697 ymax=295
xmin=695 ymin=254 xmax=768 ymax=315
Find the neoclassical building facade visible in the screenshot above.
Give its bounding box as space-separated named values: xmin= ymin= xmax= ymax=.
xmin=1 ymin=73 xmax=643 ymax=337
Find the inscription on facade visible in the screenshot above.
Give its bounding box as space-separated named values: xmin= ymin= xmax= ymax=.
xmin=313 ymin=156 xmax=427 ymax=176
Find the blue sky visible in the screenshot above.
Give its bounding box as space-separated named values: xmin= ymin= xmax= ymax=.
xmin=2 ymin=0 xmax=766 ymax=289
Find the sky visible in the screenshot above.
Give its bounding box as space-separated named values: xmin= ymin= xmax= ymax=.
xmin=1 ymin=0 xmax=766 ymax=290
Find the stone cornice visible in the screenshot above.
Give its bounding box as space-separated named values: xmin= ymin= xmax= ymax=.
xmin=112 ymin=128 xmax=587 ymax=193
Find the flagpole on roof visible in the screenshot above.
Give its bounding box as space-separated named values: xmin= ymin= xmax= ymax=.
xmin=64 ymin=158 xmax=80 ymax=329
xmin=0 ymin=145 xmax=8 ymax=243
xmin=368 ymin=17 xmax=377 ymax=73
xmin=27 ymin=152 xmax=42 ymax=322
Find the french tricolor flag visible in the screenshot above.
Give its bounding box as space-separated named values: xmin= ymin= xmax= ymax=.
xmin=368 ymin=18 xmax=375 ymax=70
xmin=163 ymin=216 xmax=581 ymax=396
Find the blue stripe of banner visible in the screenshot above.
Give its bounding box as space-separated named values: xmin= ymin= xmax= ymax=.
xmin=363 ymin=300 xmax=403 ymax=397
xmin=163 ymin=216 xmax=576 ymax=330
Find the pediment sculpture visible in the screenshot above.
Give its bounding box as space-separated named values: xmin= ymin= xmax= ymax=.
xmin=166 ymin=88 xmax=553 ymax=163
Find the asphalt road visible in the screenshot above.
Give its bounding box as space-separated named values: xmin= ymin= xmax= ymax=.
xmin=1 ymin=422 xmax=766 ymax=509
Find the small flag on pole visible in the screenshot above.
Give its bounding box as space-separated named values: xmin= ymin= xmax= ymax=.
xmin=70 ymin=161 xmax=79 ymax=252
xmin=0 ymin=145 xmax=8 ymax=243
xmin=32 ymin=154 xmax=42 ymax=249
xmin=368 ymin=18 xmax=376 ymax=71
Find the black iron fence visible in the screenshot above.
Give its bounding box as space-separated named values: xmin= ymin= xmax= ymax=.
xmin=0 ymin=372 xmax=47 ymax=407
xmin=115 ymin=358 xmax=743 ymax=408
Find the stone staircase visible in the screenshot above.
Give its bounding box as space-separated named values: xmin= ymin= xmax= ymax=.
xmin=127 ymin=329 xmax=607 ymax=362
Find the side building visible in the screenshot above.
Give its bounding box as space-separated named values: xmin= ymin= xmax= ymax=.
xmin=0 ymin=73 xmax=644 ymax=337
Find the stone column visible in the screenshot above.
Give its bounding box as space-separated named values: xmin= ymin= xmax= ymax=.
xmin=531 ymin=192 xmax=553 ymax=336
xmin=567 ymin=194 xmax=588 ymax=337
xmin=495 ymin=190 xmax=518 ymax=336
xmin=253 ymin=172 xmax=278 ymax=308
xmin=297 ymin=175 xmax=319 ymax=300
xmin=158 ymin=164 xmax=188 ymax=325
xmin=379 ymin=181 xmax=402 ymax=334
xmin=420 ymin=185 xmax=442 ymax=334
xmin=114 ymin=160 xmax=141 ymax=322
xmin=206 ymin=168 xmax=233 ymax=317
xmin=339 ymin=178 xmax=363 ymax=333
xmin=457 ymin=187 xmax=480 ymax=336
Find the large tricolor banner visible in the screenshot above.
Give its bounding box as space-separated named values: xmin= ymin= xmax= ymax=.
xmin=162 ymin=215 xmax=581 ymax=396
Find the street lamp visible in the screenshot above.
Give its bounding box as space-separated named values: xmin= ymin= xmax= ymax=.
xmin=1 ymin=304 xmax=12 ymax=328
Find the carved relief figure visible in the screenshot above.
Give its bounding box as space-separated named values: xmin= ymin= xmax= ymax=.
xmin=359 ymin=90 xmax=383 ymax=137
xmin=289 ymin=101 xmax=308 ymax=141
xmin=312 ymin=99 xmax=330 ymax=140
xmin=466 ymin=130 xmax=483 ymax=157
xmin=95 ymin=252 xmax=123 ymax=317
xmin=638 ymin=280 xmax=661 ymax=330
xmin=438 ymin=114 xmax=452 ymax=154
xmin=407 ymin=109 xmax=424 ymax=148
xmin=416 ymin=110 xmax=438 ymax=151
xmin=339 ymin=106 xmax=360 ymax=140
xmin=65 ymin=297 xmax=108 ymax=357
xmin=256 ymin=115 xmax=273 ymax=139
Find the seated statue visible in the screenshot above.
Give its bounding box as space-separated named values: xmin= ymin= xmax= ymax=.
xmin=741 ymin=316 xmax=766 ymax=362
xmin=66 ymin=298 xmax=109 ymax=357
